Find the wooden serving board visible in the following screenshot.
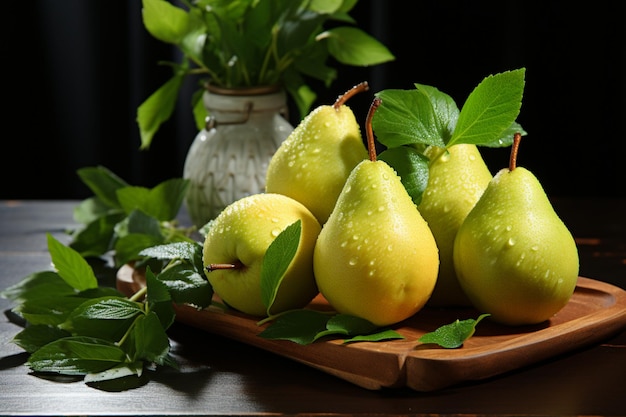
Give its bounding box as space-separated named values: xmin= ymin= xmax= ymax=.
xmin=117 ymin=265 xmax=626 ymax=391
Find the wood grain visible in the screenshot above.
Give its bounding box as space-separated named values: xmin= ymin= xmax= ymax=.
xmin=117 ymin=265 xmax=626 ymax=392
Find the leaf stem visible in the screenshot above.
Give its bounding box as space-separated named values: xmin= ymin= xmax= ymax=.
xmin=130 ymin=287 xmax=147 ymax=303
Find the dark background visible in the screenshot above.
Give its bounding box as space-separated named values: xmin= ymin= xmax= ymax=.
xmin=4 ymin=1 xmax=625 ymax=200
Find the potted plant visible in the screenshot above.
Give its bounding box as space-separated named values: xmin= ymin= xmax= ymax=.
xmin=137 ymin=0 xmax=395 ymax=226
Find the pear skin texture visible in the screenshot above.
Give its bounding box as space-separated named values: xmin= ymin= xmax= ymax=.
xmin=419 ymin=144 xmax=492 ymax=307
xmin=453 ymin=167 xmax=579 ymax=326
xmin=314 ymin=160 xmax=439 ymax=327
xmin=202 ymin=193 xmax=321 ymax=317
xmin=265 ymin=104 xmax=368 ymax=225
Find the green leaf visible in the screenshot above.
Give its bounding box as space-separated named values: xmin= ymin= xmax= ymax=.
xmin=139 ymin=241 xmax=202 ymax=262
xmin=449 ymin=68 xmax=525 ymax=147
xmin=156 ymin=263 xmax=213 ymax=309
xmin=258 ymin=309 xmax=331 ymax=345
xmin=117 ymin=178 xmax=189 ymax=221
xmin=313 ymin=313 xmax=378 ymax=340
xmin=69 ymin=211 xmax=125 ymax=258
xmin=132 ymin=312 xmax=173 ymax=366
xmin=0 ymin=271 xmax=74 ymax=303
xmin=480 ymin=121 xmax=528 ymax=148
xmin=344 ymin=329 xmax=404 ymax=343
xmin=76 ymin=166 xmax=128 ymax=208
xmin=61 ymin=297 xmax=143 ymax=341
xmin=72 ymin=195 xmax=116 ymax=225
xmin=372 ymin=88 xmax=449 ymax=148
xmin=47 ymin=234 xmax=98 ymax=291
xmin=322 ymin=27 xmax=395 ymax=66
xmin=12 ymin=325 xmax=71 ymax=353
xmin=15 ymin=296 xmax=87 ymax=326
xmin=260 ymin=220 xmax=302 ymax=314
xmin=114 ymin=234 xmax=165 ymax=267
xmin=141 ymin=0 xmax=190 ymax=44
xmin=378 ymin=146 xmax=430 ymax=206
xmin=419 ymin=313 xmax=491 ymax=348
xmin=27 ymin=336 xmax=127 ymax=376
xmin=137 ymin=72 xmax=186 ymax=150
xmin=145 ymin=267 xmax=176 ymax=329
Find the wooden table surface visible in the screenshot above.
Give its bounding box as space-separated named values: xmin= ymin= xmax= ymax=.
xmin=1 ymin=199 xmax=625 ymax=416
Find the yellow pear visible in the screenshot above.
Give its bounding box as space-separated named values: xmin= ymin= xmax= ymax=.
xmin=453 ymin=134 xmax=579 ymax=325
xmin=265 ymin=82 xmax=369 ymax=224
xmin=418 ymin=144 xmax=492 ymax=307
xmin=203 ymin=193 xmax=321 ymax=317
xmin=313 ymin=98 xmax=439 ymax=327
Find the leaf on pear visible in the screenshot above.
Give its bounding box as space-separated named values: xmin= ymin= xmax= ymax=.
xmin=260 ymin=220 xmax=302 ymax=314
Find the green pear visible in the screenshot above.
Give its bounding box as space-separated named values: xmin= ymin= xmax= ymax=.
xmin=314 ymin=98 xmax=439 ymax=327
xmin=453 ymin=134 xmax=579 ymax=325
xmin=203 ymin=193 xmax=321 ymax=317
xmin=418 ymin=144 xmax=492 ymax=307
xmin=265 ymin=83 xmax=369 ymax=225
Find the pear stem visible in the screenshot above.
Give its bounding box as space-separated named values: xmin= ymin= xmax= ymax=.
xmin=509 ymin=132 xmax=522 ymax=171
xmin=333 ymin=81 xmax=369 ymax=110
xmin=365 ymin=97 xmax=382 ymax=162
xmin=206 ymin=261 xmax=244 ymax=272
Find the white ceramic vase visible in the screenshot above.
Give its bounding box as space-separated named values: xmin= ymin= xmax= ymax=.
xmin=183 ymin=85 xmax=293 ymax=227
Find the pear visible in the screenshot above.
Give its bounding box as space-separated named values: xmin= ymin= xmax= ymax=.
xmin=453 ymin=133 xmax=579 ymax=326
xmin=418 ymin=144 xmax=492 ymax=307
xmin=314 ymin=98 xmax=439 ymax=327
xmin=203 ymin=193 xmax=321 ymax=317
xmin=265 ymin=82 xmax=369 ymax=225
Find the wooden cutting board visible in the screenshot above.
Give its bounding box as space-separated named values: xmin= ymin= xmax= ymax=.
xmin=116 ymin=265 xmax=626 ymax=391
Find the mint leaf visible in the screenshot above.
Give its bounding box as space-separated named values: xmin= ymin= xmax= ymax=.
xmin=12 ymin=325 xmax=71 ymax=353
xmin=27 ymin=336 xmax=127 ymax=375
xmin=419 ymin=313 xmax=491 ymax=348
xmin=61 ymin=297 xmax=143 ymax=342
xmin=131 ymin=312 xmax=174 ymax=367
xmin=47 ymin=234 xmax=98 ymax=291
xmin=139 ymin=241 xmax=201 ymax=261
xmin=117 ymin=178 xmax=189 ymax=221
xmin=0 ymin=271 xmax=74 ymax=303
xmin=156 ymin=263 xmax=213 ymax=309
xmin=448 ymin=68 xmax=525 ymax=147
xmin=260 ymin=220 xmax=302 ymax=314
xmin=76 ymin=166 xmax=128 ymax=208
xmin=15 ymin=296 xmax=88 ymax=326
xmin=145 ymin=267 xmax=176 ymax=329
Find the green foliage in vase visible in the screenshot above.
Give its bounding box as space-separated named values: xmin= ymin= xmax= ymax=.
xmin=138 ymin=0 xmax=395 ymax=149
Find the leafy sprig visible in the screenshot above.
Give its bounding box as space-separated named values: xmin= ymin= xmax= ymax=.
xmin=374 ymin=68 xmax=526 ymax=205
xmin=69 ymin=166 xmax=196 ymax=268
xmin=138 ymin=0 xmax=395 ymax=149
